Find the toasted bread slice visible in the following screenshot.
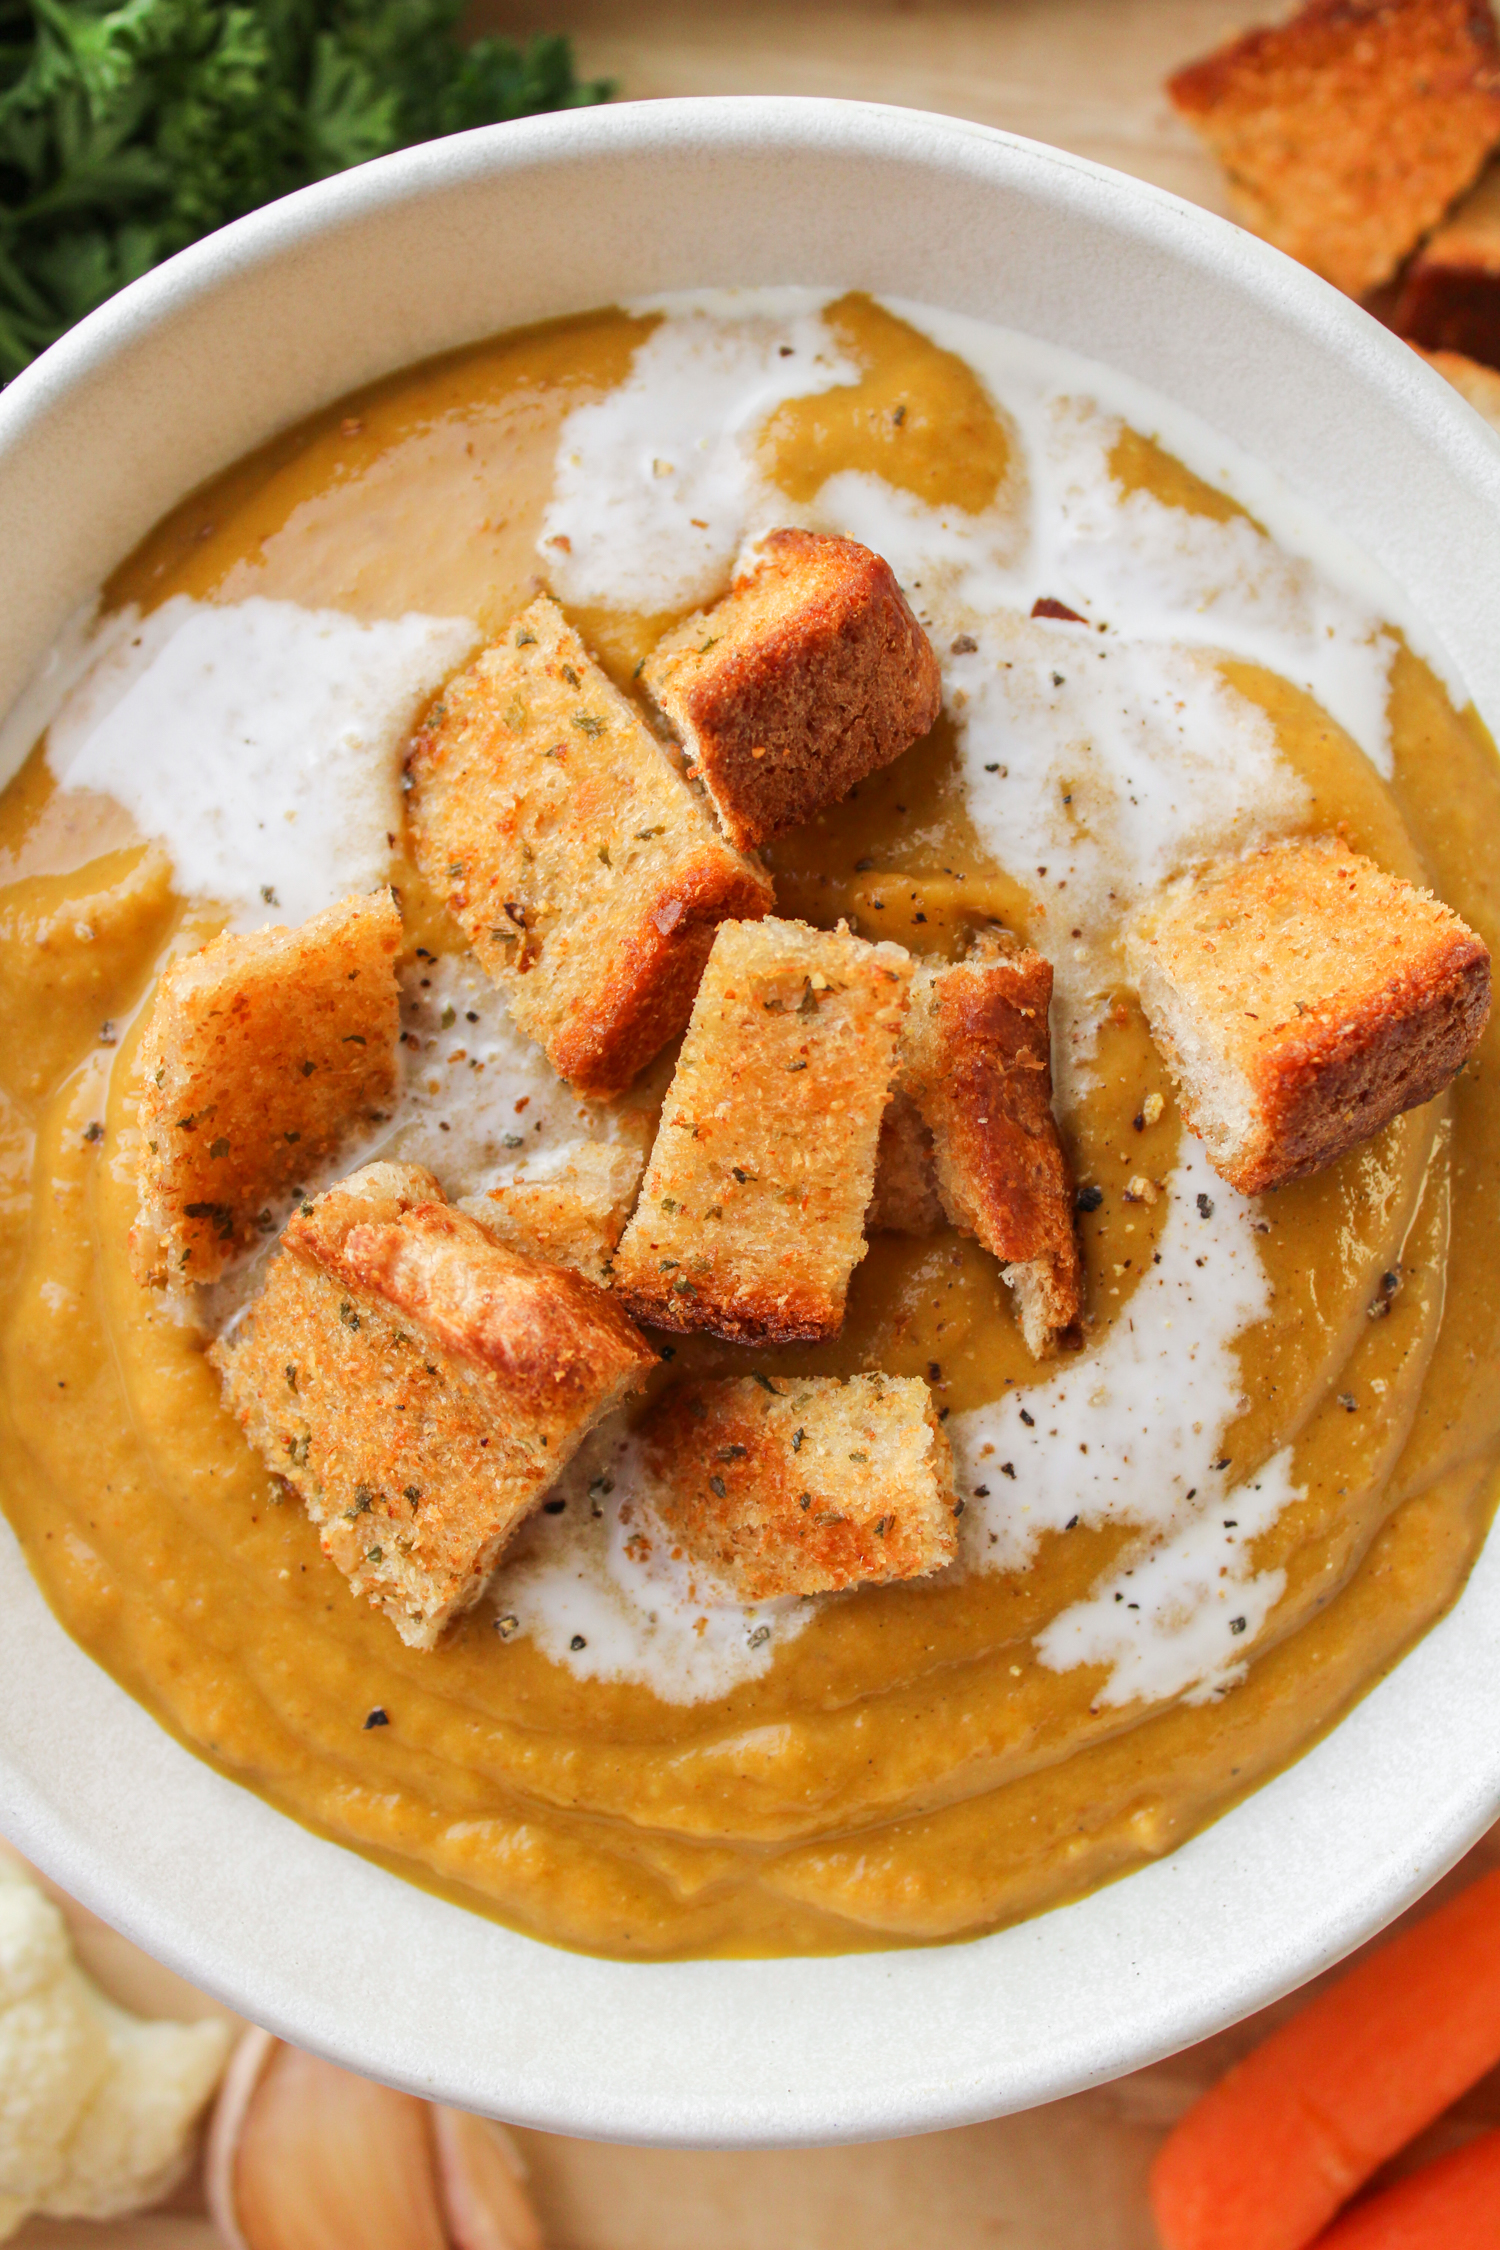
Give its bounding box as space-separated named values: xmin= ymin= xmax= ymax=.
xmin=406 ymin=595 xmax=772 ymax=1099
xmin=1125 ymin=836 xmax=1491 ymax=1194
xmin=1412 ymin=340 xmax=1500 ymax=429
xmin=210 ymin=1160 xmax=655 ymax=1647
xmin=899 ymin=936 xmax=1082 ymax=1356
xmin=1168 ymin=0 xmax=1500 ymax=298
xmin=641 ymin=530 xmax=942 ymax=851
xmin=459 ymin=1140 xmax=646 ymax=1288
xmin=1396 ymin=160 xmax=1500 ymax=364
xmin=132 ymin=890 xmax=401 ymax=1287
xmin=639 ymin=1373 xmax=958 ymax=1602
xmin=612 ymin=918 xmax=911 ymax=1342
xmin=866 ymin=1090 xmax=945 ymax=1236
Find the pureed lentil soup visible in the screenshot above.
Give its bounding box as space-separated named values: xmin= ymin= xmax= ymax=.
xmin=0 ymin=291 xmax=1496 ymax=1959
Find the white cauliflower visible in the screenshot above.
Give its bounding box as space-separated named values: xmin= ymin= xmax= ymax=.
xmin=0 ymin=1860 xmax=229 ymax=2237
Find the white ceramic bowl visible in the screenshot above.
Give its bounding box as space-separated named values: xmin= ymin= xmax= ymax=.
xmin=2 ymin=96 xmax=1499 ymax=2147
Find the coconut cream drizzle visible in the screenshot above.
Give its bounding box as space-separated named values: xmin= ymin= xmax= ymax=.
xmin=539 ymin=294 xmax=859 ymax=615
xmin=495 ymin=1424 xmax=812 ymax=1702
xmin=955 ymin=1140 xmax=1299 ymax=1708
xmin=43 ymin=596 xmax=476 ymax=928
xmin=6 ymin=290 xmax=1428 ymax=1710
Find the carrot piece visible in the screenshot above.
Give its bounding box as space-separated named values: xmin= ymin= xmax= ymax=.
xmin=1310 ymin=2126 xmax=1500 ymax=2249
xmin=1150 ymin=1867 xmax=1500 ymax=2250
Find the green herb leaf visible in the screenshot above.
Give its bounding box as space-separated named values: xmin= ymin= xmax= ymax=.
xmin=0 ymin=2 xmax=613 ymax=381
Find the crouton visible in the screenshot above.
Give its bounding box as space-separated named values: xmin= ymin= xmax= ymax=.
xmin=1396 ymin=159 xmax=1500 ymax=363
xmin=210 ymin=1161 xmax=655 ymax=1648
xmin=899 ymin=936 xmax=1083 ymax=1356
xmin=459 ymin=1139 xmax=646 ymax=1287
xmin=612 ymin=918 xmax=911 ymax=1343
xmin=1411 ymin=340 xmax=1500 ymax=429
xmin=132 ymin=890 xmax=401 ymax=1287
xmin=1167 ymin=0 xmax=1500 ymax=298
xmin=638 ymin=1373 xmax=958 ymax=1602
xmin=641 ymin=530 xmax=942 ymax=851
xmin=1125 ymin=836 xmax=1491 ymax=1195
xmin=406 ymin=595 xmax=772 ymax=1100
xmin=866 ymin=1090 xmax=945 ymax=1236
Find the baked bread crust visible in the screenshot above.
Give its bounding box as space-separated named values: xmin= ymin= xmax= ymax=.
xmin=865 ymin=1089 xmax=946 ymax=1235
xmin=1396 ymin=158 xmax=1500 ymax=363
xmin=406 ymin=595 xmax=772 ymax=1099
xmin=642 ymin=529 xmax=942 ymax=851
xmin=898 ymin=936 xmax=1083 ymax=1356
xmin=132 ymin=889 xmax=401 ymax=1287
xmin=1410 ymin=340 xmax=1500 ymax=428
xmin=1126 ymin=836 xmax=1492 ymax=1194
xmin=639 ymin=1373 xmax=958 ymax=1601
xmin=1168 ymin=0 xmax=1500 ymax=298
xmin=210 ymin=1161 xmax=655 ymax=1647
xmin=459 ymin=1140 xmax=646 ymax=1288
xmin=612 ymin=917 xmax=912 ymax=1342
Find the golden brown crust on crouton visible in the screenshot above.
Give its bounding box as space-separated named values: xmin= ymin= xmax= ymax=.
xmin=132 ymin=890 xmax=401 ymax=1287
xmin=900 ymin=937 xmax=1083 ymax=1357
xmin=1396 ymin=160 xmax=1500 ymax=362
xmin=642 ymin=530 xmax=942 ymax=852
xmin=1168 ymin=0 xmax=1500 ymax=298
xmin=1410 ymin=341 xmax=1500 ymax=428
xmin=612 ymin=918 xmax=911 ymax=1343
xmin=460 ymin=1141 xmax=645 ymax=1287
xmin=406 ymin=594 xmax=772 ymax=1099
xmin=638 ymin=1373 xmax=958 ymax=1602
xmin=866 ymin=1090 xmax=945 ymax=1235
xmin=210 ymin=1162 xmax=655 ymax=1647
xmin=1126 ymin=835 xmax=1492 ymax=1194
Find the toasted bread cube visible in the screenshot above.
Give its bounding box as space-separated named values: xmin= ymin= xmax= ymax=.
xmin=1125 ymin=837 xmax=1491 ymax=1195
xmin=210 ymin=1160 xmax=655 ymax=1648
xmin=900 ymin=937 xmax=1083 ymax=1357
xmin=612 ymin=918 xmax=911 ymax=1343
xmin=641 ymin=530 xmax=942 ymax=851
xmin=132 ymin=890 xmax=401 ymax=1287
xmin=406 ymin=595 xmax=772 ymax=1099
xmin=459 ymin=1140 xmax=646 ymax=1288
xmin=639 ymin=1373 xmax=958 ymax=1601
xmin=866 ymin=1090 xmax=945 ymax=1236
xmin=1412 ymin=341 xmax=1500 ymax=429
xmin=1167 ymin=0 xmax=1500 ymax=298
xmin=1396 ymin=160 xmax=1500 ymax=363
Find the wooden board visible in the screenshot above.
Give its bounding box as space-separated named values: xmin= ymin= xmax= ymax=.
xmin=10 ymin=4 xmax=1498 ymax=2243
xmin=477 ymin=0 xmax=1257 ymax=208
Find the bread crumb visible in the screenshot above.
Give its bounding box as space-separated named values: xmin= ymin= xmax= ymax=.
xmin=132 ymin=889 xmax=401 ymax=1287
xmin=640 ymin=1372 xmax=957 ymax=1600
xmin=643 ymin=529 xmax=941 ymax=850
xmin=210 ymin=1160 xmax=655 ymax=1646
xmin=613 ymin=917 xmax=911 ymax=1342
xmin=1125 ymin=835 xmax=1491 ymax=1193
xmin=407 ymin=594 xmax=771 ymax=1098
xmin=1168 ymin=0 xmax=1500 ymax=297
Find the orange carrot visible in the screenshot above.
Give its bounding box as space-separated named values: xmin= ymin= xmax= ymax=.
xmin=1310 ymin=2126 xmax=1500 ymax=2249
xmin=1150 ymin=1867 xmax=1500 ymax=2250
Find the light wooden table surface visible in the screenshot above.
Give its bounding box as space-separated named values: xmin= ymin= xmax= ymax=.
xmin=14 ymin=5 xmax=1498 ymax=2244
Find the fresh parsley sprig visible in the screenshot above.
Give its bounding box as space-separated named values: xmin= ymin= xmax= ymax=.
xmin=0 ymin=0 xmax=611 ymax=379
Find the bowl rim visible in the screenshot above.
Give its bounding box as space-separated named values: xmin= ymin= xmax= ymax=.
xmin=2 ymin=93 xmax=1499 ymax=2148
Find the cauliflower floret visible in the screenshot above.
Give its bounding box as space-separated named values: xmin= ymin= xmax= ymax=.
xmin=44 ymin=1998 xmax=229 ymax=2221
xmin=0 ymin=1982 xmax=112 ymax=2201
xmin=0 ymin=1862 xmax=230 ymax=2239
xmin=0 ymin=1873 xmax=72 ymax=2005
